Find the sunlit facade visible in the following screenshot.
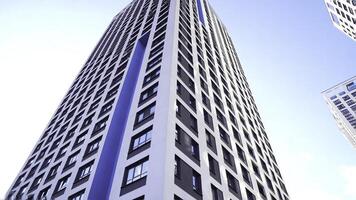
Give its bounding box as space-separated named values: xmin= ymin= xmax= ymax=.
xmin=6 ymin=0 xmax=290 ymax=199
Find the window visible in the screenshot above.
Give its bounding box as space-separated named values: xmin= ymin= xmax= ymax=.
xmin=241 ymin=165 xmax=252 ymax=186
xmin=53 ymin=174 xmax=71 ymax=196
xmin=177 ymin=65 xmax=195 ymax=93
xmin=252 ymin=161 xmax=261 ymax=178
xmin=99 ymin=99 xmax=115 ymax=117
xmin=226 ymin=170 xmax=242 ymax=198
xmin=40 ymin=154 xmax=54 ymax=171
xmin=175 ymin=125 xmax=200 ymax=162
xmin=68 ymin=189 xmax=85 ymax=200
xmin=177 ymin=81 xmax=196 ymax=111
xmin=74 ymin=160 xmax=94 ymax=187
xmin=91 ymin=116 xmax=109 ymax=137
xmin=17 ymin=184 xmax=28 ymax=197
xmin=45 ymin=163 xmax=60 ymax=182
xmin=73 ymin=130 xmax=88 ymax=149
xmin=124 ymin=157 xmax=149 ymax=185
xmin=211 ymin=184 xmax=224 ymax=200
xmin=29 ymin=173 xmax=44 ymax=192
xmin=64 ymin=150 xmax=80 ymax=171
xmin=219 ymin=126 xmax=231 ymax=148
xmin=38 ymin=186 xmax=50 ymax=200
xmin=81 ymin=113 xmax=95 ymax=130
xmin=134 ymin=102 xmax=156 ymax=127
xmin=49 ymin=137 xmax=62 ymax=152
xmin=192 ymin=171 xmax=201 ymax=193
xmin=206 ymin=130 xmax=217 ymax=153
xmin=130 ymin=126 xmax=152 ymax=151
xmin=236 ymin=144 xmax=247 ymax=164
xmin=246 ymin=189 xmax=256 ymax=200
xmin=83 ymin=136 xmax=102 ymax=159
xmin=174 ymin=156 xmax=180 ymax=178
xmin=174 ymin=195 xmax=183 ymax=200
xmin=176 ymin=100 xmax=198 ymax=134
xmin=56 ymin=143 xmax=70 ymax=160
xmin=13 ymin=173 xmax=26 ymax=188
xmin=27 ymin=164 xmax=39 ymax=179
xmin=143 ymin=67 xmax=160 ymax=86
xmin=139 ymin=82 xmax=159 ymax=105
xmin=204 ymin=109 xmax=214 ymax=130
xmin=257 ymin=181 xmax=267 ymax=199
xmin=222 ymin=147 xmax=235 ymax=171
xmin=201 ymin=92 xmax=211 ymax=110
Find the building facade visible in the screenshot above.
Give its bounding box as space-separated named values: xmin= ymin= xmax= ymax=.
xmin=322 ymin=76 xmax=356 ymax=148
xmin=324 ymin=0 xmax=356 ymax=41
xmin=6 ymin=0 xmax=290 ymax=199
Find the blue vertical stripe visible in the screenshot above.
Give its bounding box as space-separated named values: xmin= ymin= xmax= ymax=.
xmin=88 ymin=33 xmax=149 ymax=199
xmin=197 ymin=0 xmax=205 ymax=25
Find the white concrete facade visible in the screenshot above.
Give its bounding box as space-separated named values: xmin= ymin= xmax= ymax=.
xmin=325 ymin=0 xmax=356 ymax=40
xmin=322 ymin=76 xmax=356 ymax=148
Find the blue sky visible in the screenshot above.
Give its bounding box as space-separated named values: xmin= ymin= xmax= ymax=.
xmin=0 ymin=0 xmax=355 ymax=199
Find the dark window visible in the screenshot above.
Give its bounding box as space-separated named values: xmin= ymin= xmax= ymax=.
xmin=40 ymin=154 xmax=54 ymax=171
xmin=211 ymin=184 xmax=224 ymax=200
xmin=73 ymin=160 xmax=95 ymax=188
xmin=257 ymin=181 xmax=267 ymax=199
xmin=208 ymin=154 xmax=221 ymax=183
xmin=176 ymin=100 xmax=198 ymax=134
xmin=45 ymin=163 xmax=61 ymax=183
xmin=246 ymin=188 xmax=256 ymax=200
xmin=143 ymin=67 xmax=160 ymax=86
xmin=219 ymin=126 xmax=231 ymax=148
xmin=222 ymin=147 xmax=236 ymax=171
xmin=29 ymin=173 xmax=44 ymax=192
xmin=56 ymin=143 xmax=70 ymax=160
xmin=63 ymin=150 xmax=81 ymax=172
xmin=241 ymin=164 xmax=253 ymax=187
xmin=226 ymin=170 xmax=242 ymax=198
xmin=38 ymin=186 xmax=50 ymax=200
xmin=53 ymin=174 xmax=71 ymax=197
xmin=206 ymin=130 xmax=217 ymax=154
xmin=91 ymin=116 xmax=109 ymax=137
xmin=236 ymin=144 xmax=247 ymax=164
xmin=192 ymin=171 xmax=202 ymax=194
xmin=177 ymin=65 xmax=195 ymax=93
xmin=134 ymin=102 xmax=156 ymax=128
xmin=139 ymin=82 xmax=159 ymax=105
xmin=83 ymin=136 xmax=103 ymax=160
xmin=201 ymin=92 xmax=211 ymax=110
xmin=73 ymin=130 xmax=88 ymax=150
xmin=203 ymin=109 xmax=214 ymax=130
xmin=177 ymin=81 xmax=196 ymax=111
xmin=81 ymin=113 xmax=95 ymax=130
xmin=49 ymin=137 xmax=62 ymax=152
xmin=99 ymin=99 xmax=115 ymax=118
xmin=68 ymin=189 xmax=85 ymax=200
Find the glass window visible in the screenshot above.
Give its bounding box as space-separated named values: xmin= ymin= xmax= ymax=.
xmin=125 ymin=158 xmax=149 ymax=185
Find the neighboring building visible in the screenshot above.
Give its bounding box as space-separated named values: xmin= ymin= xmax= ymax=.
xmin=6 ymin=0 xmax=290 ymax=199
xmin=324 ymin=0 xmax=356 ymax=41
xmin=322 ymin=76 xmax=356 ymax=148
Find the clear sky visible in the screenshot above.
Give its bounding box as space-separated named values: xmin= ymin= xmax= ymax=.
xmin=0 ymin=0 xmax=355 ymax=199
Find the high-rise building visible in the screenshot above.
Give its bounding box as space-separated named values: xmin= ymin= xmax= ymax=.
xmin=324 ymin=0 xmax=356 ymax=41
xmin=322 ymin=76 xmax=356 ymax=148
xmin=6 ymin=0 xmax=290 ymax=199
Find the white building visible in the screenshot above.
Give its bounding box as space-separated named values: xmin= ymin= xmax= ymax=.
xmin=324 ymin=0 xmax=356 ymax=40
xmin=6 ymin=0 xmax=290 ymax=199
xmin=322 ymin=76 xmax=356 ymax=148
